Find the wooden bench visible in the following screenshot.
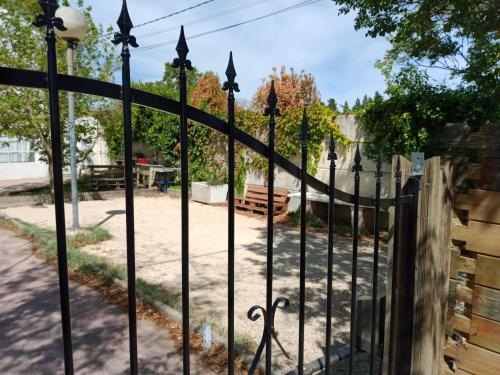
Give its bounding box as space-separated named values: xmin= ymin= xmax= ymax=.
xmin=235 ymin=185 xmax=288 ymax=215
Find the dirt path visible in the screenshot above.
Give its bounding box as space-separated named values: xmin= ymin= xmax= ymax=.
xmin=1 ymin=196 xmax=386 ymax=372
xmin=0 ymin=228 xmax=213 ymax=375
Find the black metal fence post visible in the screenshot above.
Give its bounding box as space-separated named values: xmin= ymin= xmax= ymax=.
xmin=388 ymin=155 xmax=402 ymax=375
xmin=298 ymin=108 xmax=308 ymax=375
xmin=264 ymin=81 xmax=279 ymax=374
xmin=223 ymin=51 xmax=239 ymax=375
xmin=34 ymin=1 xmax=73 ymax=373
xmin=349 ymin=144 xmax=362 ymax=375
xmin=324 ymin=133 xmax=337 ymax=375
xmin=111 ymin=1 xmax=139 ymax=373
xmin=369 ymin=156 xmax=383 ymax=374
xmin=172 ymin=25 xmax=193 ymax=375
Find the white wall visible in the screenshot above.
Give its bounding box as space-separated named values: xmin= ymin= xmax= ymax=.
xmin=244 ymin=115 xmax=392 ymax=198
xmin=0 ymin=154 xmax=49 ymax=181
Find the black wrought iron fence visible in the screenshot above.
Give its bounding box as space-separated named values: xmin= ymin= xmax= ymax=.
xmin=0 ymin=1 xmax=420 ymax=374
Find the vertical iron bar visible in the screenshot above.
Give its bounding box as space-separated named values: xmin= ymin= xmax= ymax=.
xmin=111 ymin=2 xmax=139 ymax=373
xmin=349 ymin=144 xmax=362 ymax=374
xmin=369 ymin=156 xmax=382 ymax=374
xmin=298 ymin=108 xmax=308 ymax=375
xmin=388 ymin=156 xmax=402 ymax=375
xmin=223 ymin=52 xmax=239 ymax=375
xmin=34 ymin=1 xmax=73 ymax=373
xmin=265 ymin=81 xmax=280 ymax=374
xmin=325 ymin=133 xmax=337 ymax=375
xmin=172 ymin=26 xmax=193 ymax=375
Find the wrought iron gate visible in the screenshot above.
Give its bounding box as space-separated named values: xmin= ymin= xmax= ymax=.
xmin=0 ymin=1 xmax=420 ymax=374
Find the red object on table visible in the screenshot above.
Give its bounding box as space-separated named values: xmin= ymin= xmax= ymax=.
xmin=137 ymin=158 xmax=149 ymax=164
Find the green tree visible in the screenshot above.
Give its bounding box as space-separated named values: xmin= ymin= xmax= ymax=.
xmin=342 ymin=101 xmax=350 ymax=114
xmin=358 ymin=66 xmax=491 ymax=161
xmin=352 ymin=98 xmax=362 ymax=112
xmin=0 ymin=0 xmax=117 ymax=189
xmin=327 ymin=98 xmax=338 ymax=112
xmin=331 ymin=0 xmax=499 ymax=99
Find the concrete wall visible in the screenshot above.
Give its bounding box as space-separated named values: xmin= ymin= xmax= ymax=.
xmin=244 ymin=115 xmax=392 ymax=198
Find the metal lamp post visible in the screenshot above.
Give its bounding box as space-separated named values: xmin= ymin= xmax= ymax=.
xmin=55 ymin=6 xmax=87 ymax=230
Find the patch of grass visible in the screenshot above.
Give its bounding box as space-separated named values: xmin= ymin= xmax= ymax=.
xmin=287 ymin=209 xmax=325 ymax=229
xmin=72 ymin=226 xmax=112 ymax=248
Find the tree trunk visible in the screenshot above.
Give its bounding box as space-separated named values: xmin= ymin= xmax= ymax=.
xmin=47 ymin=152 xmax=55 ymax=201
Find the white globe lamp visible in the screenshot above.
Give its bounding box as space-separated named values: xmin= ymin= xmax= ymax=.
xmin=55 ymin=6 xmax=87 ymax=42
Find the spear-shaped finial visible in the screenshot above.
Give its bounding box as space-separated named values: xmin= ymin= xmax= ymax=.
xmin=328 ymin=132 xmax=337 ymax=162
xmin=112 ymin=0 xmax=138 ymax=47
xmin=117 ymin=0 xmax=133 ymax=36
xmin=34 ymin=0 xmax=66 ymax=31
xmin=352 ymin=143 xmax=363 ymax=172
xmin=176 ymin=26 xmax=189 ymax=61
xmin=223 ymin=51 xmax=240 ymax=93
xmin=264 ymin=80 xmax=280 ymax=117
xmin=172 ymin=26 xmax=192 ymax=70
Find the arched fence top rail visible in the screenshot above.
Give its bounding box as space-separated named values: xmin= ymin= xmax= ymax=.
xmin=0 ymin=66 xmax=402 ymax=208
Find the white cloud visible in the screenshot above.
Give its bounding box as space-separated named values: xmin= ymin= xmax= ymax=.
xmin=81 ymin=0 xmax=391 ymax=105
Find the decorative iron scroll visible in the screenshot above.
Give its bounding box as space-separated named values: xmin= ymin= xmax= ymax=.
xmin=247 ymin=297 xmax=291 ymax=374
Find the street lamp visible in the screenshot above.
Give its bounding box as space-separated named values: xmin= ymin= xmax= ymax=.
xmin=55 ymin=5 xmax=87 ymax=230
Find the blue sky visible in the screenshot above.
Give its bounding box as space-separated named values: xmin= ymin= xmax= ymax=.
xmin=83 ymin=0 xmax=392 ymax=106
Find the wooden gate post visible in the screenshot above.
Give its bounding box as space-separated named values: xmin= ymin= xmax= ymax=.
xmin=384 ymin=156 xmax=453 ymax=375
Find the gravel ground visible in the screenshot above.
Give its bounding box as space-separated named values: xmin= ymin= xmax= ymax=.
xmin=1 ymin=195 xmax=386 ymax=372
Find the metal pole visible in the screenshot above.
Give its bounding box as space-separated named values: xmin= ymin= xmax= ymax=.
xmin=67 ymin=41 xmax=79 ymax=230
xmin=265 ymin=81 xmax=279 ymax=374
xmin=172 ymin=25 xmax=193 ymax=375
xmin=298 ymin=108 xmax=308 ymax=375
xmin=223 ymin=51 xmax=239 ymax=375
xmin=349 ymin=144 xmax=362 ymax=375
xmin=112 ymin=1 xmax=140 ymax=372
xmin=324 ymin=132 xmax=337 ymax=375
xmin=34 ymin=1 xmax=74 ymax=373
xmin=369 ymin=156 xmax=382 ymax=374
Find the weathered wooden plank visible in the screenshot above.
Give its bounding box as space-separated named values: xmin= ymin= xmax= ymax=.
xmin=469 ymin=315 xmax=500 ymax=353
xmin=411 ymin=158 xmax=453 ymax=375
xmin=452 ymin=313 xmax=471 ymax=333
xmin=444 ymin=342 xmax=500 ymax=375
xmin=452 ymin=221 xmax=500 ymax=257
xmin=449 ymin=248 xmax=476 ymax=278
xmin=455 ymin=202 xmax=500 ymax=224
xmin=475 ymin=255 xmax=500 ymax=289
xmin=456 ymin=189 xmax=500 ymax=207
xmin=455 ymin=284 xmax=473 ymax=304
xmin=472 ymin=285 xmax=500 ymax=322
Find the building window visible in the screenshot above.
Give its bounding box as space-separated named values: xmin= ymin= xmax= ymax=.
xmin=0 ymin=138 xmax=36 ymax=163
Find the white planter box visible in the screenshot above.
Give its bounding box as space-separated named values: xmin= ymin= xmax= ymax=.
xmin=191 ymin=182 xmax=228 ymax=204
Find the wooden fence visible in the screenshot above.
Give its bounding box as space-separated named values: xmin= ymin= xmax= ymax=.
xmin=443 ymin=124 xmax=500 ymax=374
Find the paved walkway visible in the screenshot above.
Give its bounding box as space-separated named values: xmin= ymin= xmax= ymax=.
xmin=0 ymin=229 xmax=211 ymax=375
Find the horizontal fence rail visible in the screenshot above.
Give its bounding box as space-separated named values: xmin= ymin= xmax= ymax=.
xmin=0 ymin=66 xmax=408 ymax=209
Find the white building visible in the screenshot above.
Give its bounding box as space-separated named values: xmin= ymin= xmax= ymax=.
xmin=0 ymin=137 xmax=49 ymax=180
xmin=0 ymin=134 xmax=110 ymax=182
